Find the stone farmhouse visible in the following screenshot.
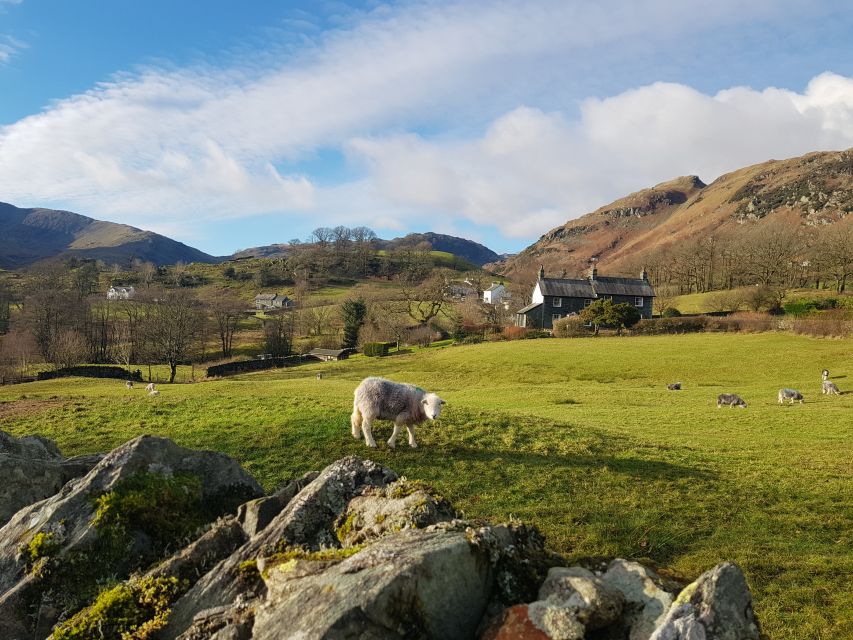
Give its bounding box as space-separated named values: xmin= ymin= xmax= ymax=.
xmin=516 ymin=265 xmax=655 ymax=329
xmin=254 ymin=293 xmax=295 ymax=311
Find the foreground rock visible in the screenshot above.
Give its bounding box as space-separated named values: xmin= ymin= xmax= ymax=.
xmin=0 ymin=434 xmax=262 ymax=638
xmin=0 ymin=431 xmax=103 ymax=527
xmin=0 ymin=432 xmax=764 ymax=639
xmin=649 ymin=563 xmax=762 ymax=640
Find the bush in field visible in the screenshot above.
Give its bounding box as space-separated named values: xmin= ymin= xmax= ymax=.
xmin=524 ymin=329 xmax=551 ymax=339
xmin=501 ymin=326 xmax=528 ymax=340
xmin=661 ymin=307 xmax=682 ymax=317
xmin=790 ymin=309 xmax=853 ymax=337
xmin=632 ymin=316 xmax=708 ymax=335
xmin=553 ymin=316 xmax=590 ymax=337
xmin=707 ymin=312 xmax=776 ymax=333
xmin=362 ymin=342 xmax=391 ymax=357
xmin=580 ymin=300 xmax=641 ymax=335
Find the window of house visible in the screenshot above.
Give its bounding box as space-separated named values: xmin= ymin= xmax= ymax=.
xmin=552 ymin=314 xmax=562 ymax=322
xmin=552 ymin=297 xmax=562 ymax=307
xmin=635 ymin=297 xmax=644 ymax=307
xmin=584 ymin=299 xmax=593 ymax=307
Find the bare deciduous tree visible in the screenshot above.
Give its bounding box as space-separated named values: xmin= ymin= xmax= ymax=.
xmin=205 ymin=291 xmax=245 ymax=358
xmin=145 ymin=289 xmax=201 ymax=383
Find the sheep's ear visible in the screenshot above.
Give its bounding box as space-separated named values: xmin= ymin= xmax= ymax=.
xmin=440 ymin=400 xmax=446 ymax=405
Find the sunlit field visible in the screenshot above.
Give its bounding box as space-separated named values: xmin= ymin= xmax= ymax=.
xmin=2 ymin=333 xmax=851 ymax=638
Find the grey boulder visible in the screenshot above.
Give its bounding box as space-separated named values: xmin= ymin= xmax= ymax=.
xmin=649 ymin=563 xmax=762 ymax=640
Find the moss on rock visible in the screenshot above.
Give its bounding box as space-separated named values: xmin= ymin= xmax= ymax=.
xmin=50 ymin=576 xmax=184 ymax=640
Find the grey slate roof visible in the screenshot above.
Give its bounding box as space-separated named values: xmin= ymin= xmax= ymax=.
xmin=254 ymin=293 xmax=277 ymax=301
xmin=539 ymin=276 xmax=654 ymax=298
xmin=516 ymin=302 xmax=543 ymax=314
xmin=309 ymin=348 xmax=349 ymax=357
xmin=539 ymin=278 xmax=595 ymax=298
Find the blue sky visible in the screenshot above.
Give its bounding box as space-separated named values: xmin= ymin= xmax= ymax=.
xmin=1 ymin=0 xmax=853 ymax=256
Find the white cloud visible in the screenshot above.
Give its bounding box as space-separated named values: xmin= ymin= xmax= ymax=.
xmin=0 ymin=0 xmax=845 ymax=248
xmin=347 ymin=73 xmax=853 ymax=238
xmin=0 ymin=35 xmax=25 ymax=65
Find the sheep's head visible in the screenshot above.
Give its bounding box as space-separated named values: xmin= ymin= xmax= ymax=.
xmin=422 ymin=393 xmax=445 ymax=420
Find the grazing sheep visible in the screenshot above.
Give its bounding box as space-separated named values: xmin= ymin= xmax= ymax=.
xmin=350 ymin=376 xmax=445 ymax=449
xmin=717 ymin=393 xmax=747 ymax=409
xmin=125 ymin=380 xmax=134 ymax=389
xmin=822 ymin=380 xmax=841 ymax=395
xmin=822 ymin=369 xmax=830 ymax=381
xmin=778 ymin=388 xmax=804 ymax=404
xmin=666 ymin=382 xmax=682 ymax=391
xmin=149 ymin=389 xmax=160 ymax=397
xmin=145 ymin=383 xmax=156 ymax=392
xmin=316 ymin=372 xmax=323 ymax=380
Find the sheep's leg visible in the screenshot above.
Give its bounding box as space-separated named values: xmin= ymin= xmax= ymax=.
xmin=350 ymin=407 xmax=362 ymax=439
xmin=361 ymin=416 xmax=378 ymax=448
xmin=388 ymin=420 xmax=404 ymax=449
xmin=406 ymin=424 xmax=418 ymax=449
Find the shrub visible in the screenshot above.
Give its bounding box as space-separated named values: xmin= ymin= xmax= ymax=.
xmin=501 ymin=326 xmax=528 ymax=340
xmin=363 ymin=342 xmax=391 ymax=357
xmin=632 ymin=317 xmax=708 ymax=335
xmin=661 ymin=307 xmax=682 ymax=317
xmin=460 ymin=335 xmax=484 ymax=345
xmin=553 ymin=317 xmax=590 ymax=337
xmin=790 ymin=309 xmax=853 ymax=338
xmin=406 ymin=325 xmax=434 ymax=347
xmin=706 ymin=312 xmax=775 ymax=333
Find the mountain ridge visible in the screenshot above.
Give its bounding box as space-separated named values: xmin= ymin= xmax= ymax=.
xmin=0 ymin=202 xmax=218 ymax=269
xmin=486 ymin=148 xmax=853 ymax=281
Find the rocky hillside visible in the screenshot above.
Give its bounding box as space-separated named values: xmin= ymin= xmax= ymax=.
xmin=0 ymin=430 xmax=763 ymax=639
xmin=488 ymin=148 xmax=853 ymax=281
xmin=0 ymin=202 xmax=218 ymax=269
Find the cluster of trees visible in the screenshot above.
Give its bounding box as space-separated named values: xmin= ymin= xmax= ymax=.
xmin=635 ymin=217 xmax=853 ymax=295
xmin=225 ymin=226 xmax=474 ymax=291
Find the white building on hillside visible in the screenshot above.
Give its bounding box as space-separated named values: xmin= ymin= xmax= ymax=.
xmin=107 ymin=286 xmax=135 ymax=300
xmin=483 ymin=283 xmax=507 ymax=305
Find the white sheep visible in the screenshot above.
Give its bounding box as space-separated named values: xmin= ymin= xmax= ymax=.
xmin=350 ymin=377 xmax=445 ymax=449
xmin=778 ymin=388 xmax=804 ymax=404
xmin=145 ymin=383 xmax=156 ymax=392
xmin=149 ymin=389 xmax=160 ymax=397
xmin=717 ymin=393 xmax=747 ymax=408
xmin=822 ymin=380 xmax=841 ymax=395
xmin=125 ymin=380 xmax=134 ymax=389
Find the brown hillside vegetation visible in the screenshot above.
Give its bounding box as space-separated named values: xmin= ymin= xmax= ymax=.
xmin=489 ymin=148 xmax=853 ymax=284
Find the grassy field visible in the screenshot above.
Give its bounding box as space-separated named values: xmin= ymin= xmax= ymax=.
xmin=1 ymin=333 xmax=851 ymax=638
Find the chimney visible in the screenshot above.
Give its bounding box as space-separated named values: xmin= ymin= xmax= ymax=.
xmin=538 ymin=265 xmax=545 ymax=280
xmin=640 ymin=266 xmax=648 ymax=281
xmin=588 ymin=263 xmax=597 ymax=280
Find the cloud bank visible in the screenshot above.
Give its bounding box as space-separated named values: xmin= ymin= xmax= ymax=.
xmin=0 ymin=0 xmax=851 ymax=249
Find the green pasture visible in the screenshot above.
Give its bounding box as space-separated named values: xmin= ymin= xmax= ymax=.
xmin=1 ymin=333 xmax=851 ymax=638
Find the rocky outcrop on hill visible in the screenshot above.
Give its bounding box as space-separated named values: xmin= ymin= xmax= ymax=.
xmin=0 ymin=431 xmax=764 ymax=639
xmin=488 ymin=148 xmax=853 ymax=281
